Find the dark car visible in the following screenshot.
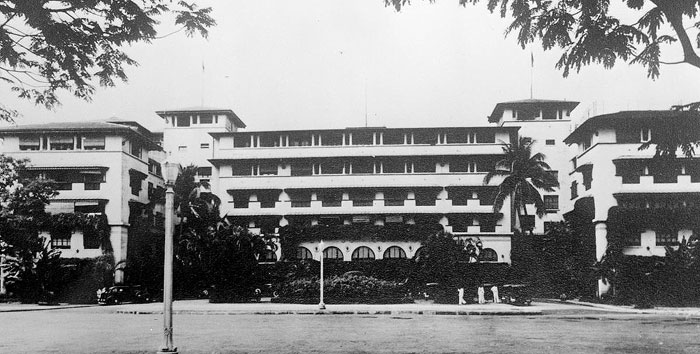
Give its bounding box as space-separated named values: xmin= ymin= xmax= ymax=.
xmin=500 ymin=284 xmax=533 ymax=306
xmin=97 ymin=285 xmax=153 ymax=305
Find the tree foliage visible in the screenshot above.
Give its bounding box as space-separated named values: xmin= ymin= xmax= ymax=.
xmin=386 ymin=0 xmax=700 ymax=79
xmin=483 ymin=136 xmax=559 ymax=230
xmin=0 ymin=0 xmax=215 ymax=122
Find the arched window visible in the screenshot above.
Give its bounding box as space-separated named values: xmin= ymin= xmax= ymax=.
xmin=383 ymin=246 xmax=406 ymax=259
xmin=260 ymin=250 xmax=277 ymax=262
xmin=296 ymin=247 xmax=313 ymax=260
xmin=480 ymin=248 xmax=498 ymax=262
xmin=323 ymin=246 xmax=344 ymax=261
xmin=351 ymin=246 xmax=375 ymax=261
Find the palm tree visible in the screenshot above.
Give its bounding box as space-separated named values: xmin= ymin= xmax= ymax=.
xmin=483 ymin=136 xmax=559 ymax=234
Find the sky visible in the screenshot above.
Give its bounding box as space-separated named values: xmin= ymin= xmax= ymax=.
xmin=2 ymin=0 xmax=699 ymax=132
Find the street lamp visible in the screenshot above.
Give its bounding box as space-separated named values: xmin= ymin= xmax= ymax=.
xmin=159 ymin=161 xmax=180 ymax=354
xmin=319 ymin=240 xmax=325 ymax=310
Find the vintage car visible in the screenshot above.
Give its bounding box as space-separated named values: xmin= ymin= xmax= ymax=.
xmin=97 ymin=285 xmax=153 ymax=305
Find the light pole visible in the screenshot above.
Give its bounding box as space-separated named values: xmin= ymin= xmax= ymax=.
xmin=319 ymin=240 xmax=325 ymax=310
xmin=159 ymin=161 xmax=180 ymax=354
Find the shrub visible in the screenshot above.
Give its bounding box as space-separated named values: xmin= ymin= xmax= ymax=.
xmin=273 ymin=273 xmax=410 ymax=304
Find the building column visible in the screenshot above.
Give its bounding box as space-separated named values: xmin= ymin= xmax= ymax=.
xmin=594 ymin=221 xmax=610 ymax=297
xmin=109 ymin=225 xmax=129 ymax=284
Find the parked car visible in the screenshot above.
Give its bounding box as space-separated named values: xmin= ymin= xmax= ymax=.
xmin=97 ymin=285 xmax=154 ymax=305
xmin=500 ymin=284 xmax=532 ymax=306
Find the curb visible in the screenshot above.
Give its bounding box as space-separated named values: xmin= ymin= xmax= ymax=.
xmin=0 ymin=304 xmax=95 ymax=313
xmin=115 ymin=309 xmax=543 ymax=316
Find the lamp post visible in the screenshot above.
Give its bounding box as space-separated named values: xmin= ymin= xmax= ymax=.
xmin=159 ymin=161 xmax=180 ymax=354
xmin=319 ymin=240 xmax=325 ymax=310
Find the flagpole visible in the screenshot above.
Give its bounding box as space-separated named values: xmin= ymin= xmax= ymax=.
xmin=530 ymin=51 xmax=534 ymax=99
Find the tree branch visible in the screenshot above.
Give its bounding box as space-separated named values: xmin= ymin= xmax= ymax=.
xmin=651 ymin=0 xmax=700 ymax=69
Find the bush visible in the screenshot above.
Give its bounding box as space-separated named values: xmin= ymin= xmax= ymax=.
xmin=273 ymin=273 xmax=411 ymax=304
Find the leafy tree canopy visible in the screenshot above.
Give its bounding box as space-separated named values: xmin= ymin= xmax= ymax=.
xmin=386 ymin=0 xmax=700 ymax=80
xmin=0 ymin=0 xmax=215 ymax=122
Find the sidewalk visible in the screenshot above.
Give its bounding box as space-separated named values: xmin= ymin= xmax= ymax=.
xmin=3 ymin=299 xmax=700 ymax=317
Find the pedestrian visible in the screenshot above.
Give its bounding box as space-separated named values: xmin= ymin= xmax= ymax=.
xmin=478 ymin=285 xmax=485 ymax=304
xmin=458 ymin=288 xmax=467 ymax=305
xmin=491 ymin=285 xmax=500 ymax=303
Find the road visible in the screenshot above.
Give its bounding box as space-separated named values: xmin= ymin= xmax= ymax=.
xmin=2 ymin=306 xmax=700 ymax=353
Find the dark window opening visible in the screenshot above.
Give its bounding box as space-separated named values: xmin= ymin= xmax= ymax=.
xmin=320 ymin=132 xmax=343 ymax=146
xmin=382 ymin=159 xmax=405 ymax=174
xmin=544 ymin=195 xmax=559 ymax=211
xmin=383 ymin=246 xmax=406 ymax=259
xmin=351 ymin=131 xmax=373 ymax=145
xmin=351 ymin=159 xmax=374 ymax=174
xmin=19 ymin=136 xmax=41 ymax=150
xmin=232 ymin=163 xmax=253 ymax=176
xmin=545 ymin=139 xmax=556 ymax=145
xmin=382 ymin=131 xmax=404 ymax=145
xmin=51 ymin=229 xmax=71 ymax=249
xmin=413 ymin=131 xmax=436 ymax=145
xmin=323 ymin=247 xmax=344 ymax=261
xmin=351 ymin=246 xmax=375 ymax=261
xmin=176 ymin=115 xmax=190 ymax=127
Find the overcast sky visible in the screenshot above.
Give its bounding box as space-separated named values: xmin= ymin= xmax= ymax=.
xmin=2 ymin=0 xmax=699 ymax=132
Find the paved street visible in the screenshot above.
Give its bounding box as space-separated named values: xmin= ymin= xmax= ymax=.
xmin=2 ymin=302 xmax=700 ymax=353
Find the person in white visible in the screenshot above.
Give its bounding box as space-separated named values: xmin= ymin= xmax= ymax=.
xmin=458 ymin=288 xmax=467 ymax=305
xmin=491 ymin=285 xmax=500 ymax=303
xmin=477 ymin=286 xmax=485 ymax=304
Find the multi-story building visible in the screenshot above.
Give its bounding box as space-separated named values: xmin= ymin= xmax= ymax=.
xmin=0 ymin=120 xmax=164 ymax=282
xmin=563 ymin=110 xmax=700 ymax=295
xmin=156 ymin=107 xmax=246 ymax=184
xmin=207 ymin=124 xmax=521 ymax=263
xmin=488 ymin=99 xmax=579 ymax=233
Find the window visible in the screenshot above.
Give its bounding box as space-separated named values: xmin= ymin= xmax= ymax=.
xmin=289 ymin=190 xmax=312 ymax=208
xmin=351 ymin=159 xmax=374 ymax=174
xmin=234 ymin=136 xmax=251 ymax=148
xmin=296 ymin=247 xmax=313 ymax=260
xmin=319 ymin=190 xmax=343 ymax=207
xmin=83 ymin=172 xmax=104 ymax=190
xmin=415 ymin=190 xmax=438 ymax=206
xmin=545 ymin=139 xmax=556 ymax=146
xmin=446 ymin=131 xmax=469 ymax=144
xmin=51 ymin=229 xmax=71 ymax=249
xmin=200 ymin=143 xmax=210 ymax=149
xmin=570 ymin=181 xmax=578 ymax=199
xmin=450 ymin=160 xmax=476 ymax=173
xmin=413 ymin=158 xmax=435 ymax=173
xmin=259 ymin=250 xmax=277 ymax=263
xmin=19 ymin=136 xmax=40 ymax=150
xmin=640 ymin=128 xmax=652 ymax=143
xmin=383 ymin=246 xmax=407 ymax=259
xmin=351 ymin=131 xmax=373 ymax=145
xmin=656 ymin=230 xmax=677 ymax=246
xmin=382 ymin=131 xmax=404 ymax=145
xmin=178 ymin=145 xmax=187 ymax=152
xmin=199 ymin=114 xmax=213 ymax=124
xmin=382 ymin=159 xmax=405 ymax=174
xmin=319 ymin=160 xmax=344 ymax=175
xmin=319 ymin=132 xmax=342 ymax=146
xmin=130 ymin=141 xmax=142 ymax=158
xmin=351 ymin=190 xmax=374 ymax=207
xmin=176 ymin=115 xmax=190 ymax=127
xmin=582 ymin=168 xmax=593 ymax=190
xmin=413 ymin=131 xmax=436 ymax=145
xmin=83 ymin=136 xmax=105 ymax=150
xmin=49 ymin=136 xmax=74 ymax=150
xmin=291 ymin=162 xmax=312 ymax=176
xmin=83 ymin=228 xmax=100 ymax=249
xmin=258 ymin=163 xmax=278 ymax=176
xmin=542 ymin=108 xmax=557 ymax=120
xmin=476 ymin=131 xmax=495 ymax=143
xmin=383 ymin=190 xmax=405 ymax=206
xmin=624 ymin=231 xmax=641 ymax=246
xmin=232 ymin=163 xmax=253 ymax=176
xmin=323 ymin=246 xmax=344 ymax=261
xmin=479 ymin=248 xmax=498 ymax=262
xmin=129 ymin=172 xmax=143 ymax=196
xmin=544 ymin=195 xmax=559 ymax=211
xmin=351 ymin=246 xmax=375 ymax=261
xmin=197 ymin=167 xmax=212 ymax=178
